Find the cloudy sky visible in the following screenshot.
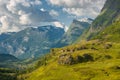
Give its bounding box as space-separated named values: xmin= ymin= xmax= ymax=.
xmin=0 ymin=0 xmax=106 ymax=33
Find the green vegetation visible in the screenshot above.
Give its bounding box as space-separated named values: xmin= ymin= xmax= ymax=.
xmin=93 ymin=21 xmax=120 ymax=42
xmin=16 ymin=3 xmax=120 ymax=77
xmin=1 ymin=0 xmax=120 ymax=80
xmin=19 ymin=37 xmax=120 ymax=80
xmin=0 ymin=68 xmax=18 ymax=80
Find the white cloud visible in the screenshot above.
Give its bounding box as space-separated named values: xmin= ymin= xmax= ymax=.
xmin=49 ymin=10 xmax=59 ymax=17
xmin=40 ymin=8 xmax=46 ymax=12
xmin=0 ymin=16 xmax=20 ymax=33
xmin=53 ymin=21 xmax=68 ymax=32
xmin=53 ymin=21 xmax=63 ymax=28
xmin=48 ymin=0 xmax=106 ymax=18
xmin=0 ymin=0 xmax=55 ymax=33
xmin=19 ymin=13 xmax=31 ymax=25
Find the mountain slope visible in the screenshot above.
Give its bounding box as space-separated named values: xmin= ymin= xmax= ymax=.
xmin=56 ymin=18 xmax=92 ymax=47
xmin=18 ymin=0 xmax=120 ymax=80
xmin=20 ymin=38 xmax=120 ymax=80
xmin=19 ymin=20 xmax=120 ymax=80
xmin=93 ymin=21 xmax=120 ymax=42
xmin=0 ymin=54 xmax=20 ymax=69
xmin=0 ymin=25 xmax=65 ymax=59
xmin=79 ymin=0 xmax=120 ymax=40
xmin=0 ymin=54 xmax=18 ymax=62
xmin=0 ymin=32 xmax=16 ymax=42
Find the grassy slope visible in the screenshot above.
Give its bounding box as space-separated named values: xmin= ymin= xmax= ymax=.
xmin=93 ymin=21 xmax=120 ymax=42
xmin=22 ymin=42 xmax=120 ymax=80
xmin=19 ymin=22 xmax=120 ymax=80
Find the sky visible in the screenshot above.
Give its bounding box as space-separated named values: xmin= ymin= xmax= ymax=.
xmin=0 ymin=0 xmax=106 ymax=33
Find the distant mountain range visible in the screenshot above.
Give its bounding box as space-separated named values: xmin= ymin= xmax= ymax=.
xmin=0 ymin=25 xmax=65 ymax=59
xmin=0 ymin=18 xmax=93 ymax=60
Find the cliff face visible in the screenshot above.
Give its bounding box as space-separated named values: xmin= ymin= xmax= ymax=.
xmin=81 ymin=0 xmax=120 ymax=40
xmin=56 ymin=18 xmax=92 ymax=47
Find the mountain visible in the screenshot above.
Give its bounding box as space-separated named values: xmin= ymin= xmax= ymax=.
xmin=94 ymin=21 xmax=120 ymax=42
xmin=0 ymin=54 xmax=19 ymax=68
xmin=20 ymin=17 xmax=120 ymax=80
xmin=18 ymin=0 xmax=120 ymax=80
xmin=0 ymin=25 xmax=65 ymax=59
xmin=79 ymin=0 xmax=120 ymax=40
xmin=0 ymin=32 xmax=16 ymax=42
xmin=0 ymin=54 xmax=18 ymax=62
xmin=56 ymin=18 xmax=93 ymax=47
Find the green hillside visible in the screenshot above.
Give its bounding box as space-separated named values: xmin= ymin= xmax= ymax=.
xmin=93 ymin=21 xmax=120 ymax=42
xmin=19 ymin=36 xmax=120 ymax=80
xmin=1 ymin=0 xmax=120 ymax=80
xmin=78 ymin=0 xmax=120 ymax=41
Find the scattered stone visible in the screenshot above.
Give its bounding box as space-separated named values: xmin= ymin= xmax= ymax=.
xmin=58 ymin=54 xmax=74 ymax=65
xmin=104 ymin=43 xmax=112 ymax=49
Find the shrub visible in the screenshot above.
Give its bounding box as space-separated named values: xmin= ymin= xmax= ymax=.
xmin=75 ymin=55 xmax=84 ymax=63
xmin=83 ymin=54 xmax=94 ymax=62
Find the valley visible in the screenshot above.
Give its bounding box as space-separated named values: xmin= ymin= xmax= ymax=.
xmin=0 ymin=0 xmax=120 ymax=80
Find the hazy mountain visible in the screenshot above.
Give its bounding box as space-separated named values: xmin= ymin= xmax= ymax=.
xmin=56 ymin=18 xmax=93 ymax=47
xmin=0 ymin=32 xmax=16 ymax=42
xmin=0 ymin=54 xmax=18 ymax=62
xmin=0 ymin=25 xmax=65 ymax=59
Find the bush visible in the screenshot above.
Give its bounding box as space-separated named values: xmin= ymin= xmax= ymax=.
xmin=75 ymin=55 xmax=84 ymax=63
xmin=83 ymin=54 xmax=94 ymax=62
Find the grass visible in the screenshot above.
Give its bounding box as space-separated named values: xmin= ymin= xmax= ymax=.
xmin=93 ymin=21 xmax=120 ymax=42
xmin=18 ymin=39 xmax=120 ymax=80
xmin=18 ymin=21 xmax=120 ymax=80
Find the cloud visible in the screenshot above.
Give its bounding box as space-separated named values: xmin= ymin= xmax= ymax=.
xmin=49 ymin=10 xmax=59 ymax=17
xmin=0 ymin=0 xmax=56 ymax=33
xmin=53 ymin=21 xmax=63 ymax=28
xmin=47 ymin=0 xmax=106 ymax=18
xmin=53 ymin=21 xmax=68 ymax=32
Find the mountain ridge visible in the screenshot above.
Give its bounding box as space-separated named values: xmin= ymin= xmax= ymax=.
xmin=56 ymin=18 xmax=92 ymax=47
xmin=0 ymin=25 xmax=65 ymax=59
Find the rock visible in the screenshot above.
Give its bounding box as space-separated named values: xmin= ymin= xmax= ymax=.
xmin=104 ymin=43 xmax=112 ymax=49
xmin=58 ymin=54 xmax=74 ymax=65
